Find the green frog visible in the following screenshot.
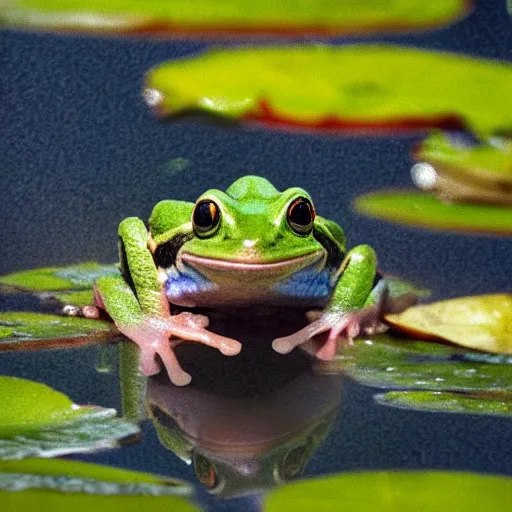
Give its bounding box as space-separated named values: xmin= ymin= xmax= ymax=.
xmin=88 ymin=176 xmax=411 ymax=385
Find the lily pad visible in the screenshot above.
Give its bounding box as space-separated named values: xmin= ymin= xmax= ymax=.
xmin=375 ymin=390 xmax=512 ymax=417
xmin=0 ymin=0 xmax=470 ymax=38
xmin=0 ymin=458 xmax=196 ymax=511
xmin=0 ymin=263 xmax=117 ymax=293
xmin=145 ymin=45 xmax=512 ymax=136
xmin=385 ymin=294 xmax=512 ymax=354
xmin=265 ymin=471 xmax=512 ymax=511
xmin=411 ymin=132 xmax=512 ymax=205
xmin=334 ymin=334 xmax=512 ymax=392
xmin=353 ymin=191 xmax=512 ymax=235
xmin=0 ymin=376 xmax=139 ymax=460
xmin=0 ymin=312 xmax=123 ymax=351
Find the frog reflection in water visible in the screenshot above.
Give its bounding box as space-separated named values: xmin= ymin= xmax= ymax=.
xmin=89 ymin=175 xmax=412 ymax=385
xmin=146 ymin=353 xmax=342 ymax=497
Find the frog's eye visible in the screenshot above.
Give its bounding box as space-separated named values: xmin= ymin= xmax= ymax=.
xmin=193 ymin=453 xmax=219 ymax=489
xmin=193 ymin=199 xmax=220 ymax=236
xmin=287 ymin=197 xmax=315 ymax=235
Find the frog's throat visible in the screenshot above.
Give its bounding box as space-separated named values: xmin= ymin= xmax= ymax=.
xmin=179 ymin=251 xmax=324 ymax=274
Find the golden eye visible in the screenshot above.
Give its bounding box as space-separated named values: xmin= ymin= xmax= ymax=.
xmin=287 ymin=197 xmax=315 ymax=235
xmin=193 ymin=200 xmax=220 ymax=236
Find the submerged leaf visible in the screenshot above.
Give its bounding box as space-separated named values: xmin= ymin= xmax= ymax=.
xmin=375 ymin=390 xmax=512 ymax=417
xmin=354 ymin=191 xmax=512 ymax=235
xmin=385 ymin=294 xmax=512 ymax=354
xmin=0 ymin=0 xmax=470 ymax=38
xmin=412 ymin=132 xmax=512 ymax=205
xmin=0 ymin=376 xmax=139 ymax=460
xmin=0 ymin=312 xmax=122 ymax=351
xmin=265 ymin=471 xmax=512 ymax=511
xmin=0 ymin=263 xmax=117 ymax=293
xmin=146 ymin=45 xmax=512 ymax=136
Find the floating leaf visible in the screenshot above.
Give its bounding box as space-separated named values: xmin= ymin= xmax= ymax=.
xmin=145 ymin=45 xmax=512 ymax=136
xmin=265 ymin=471 xmax=512 ymax=511
xmin=0 ymin=312 xmax=123 ymax=351
xmin=48 ymin=289 xmax=96 ymax=308
xmin=0 ymin=263 xmax=117 ymax=293
xmin=334 ymin=334 xmax=512 ymax=392
xmin=0 ymin=458 xmax=196 ymax=511
xmin=385 ymin=294 xmax=512 ymax=354
xmin=411 ymin=132 xmax=512 ymax=205
xmin=0 ymin=376 xmax=139 ymax=460
xmin=354 ymin=191 xmax=512 ymax=235
xmin=0 ymin=0 xmax=470 ymax=38
xmin=375 ymin=390 xmax=512 ymax=417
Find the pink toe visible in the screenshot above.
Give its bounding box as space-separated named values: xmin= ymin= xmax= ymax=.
xmin=315 ymin=337 xmax=338 ymax=361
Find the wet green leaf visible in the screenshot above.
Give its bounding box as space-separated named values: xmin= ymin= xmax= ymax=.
xmin=0 ymin=0 xmax=470 ymax=38
xmin=385 ymin=294 xmax=512 ymax=354
xmin=412 ymin=132 xmax=512 ymax=205
xmin=333 ymin=334 xmax=512 ymax=392
xmin=0 ymin=263 xmax=117 ymax=293
xmin=146 ymin=45 xmax=512 ymax=136
xmin=0 ymin=376 xmax=139 ymax=460
xmin=0 ymin=312 xmax=122 ymax=351
xmin=354 ymin=191 xmax=512 ymax=235
xmin=0 ymin=458 xmax=196 ymax=511
xmin=49 ymin=289 xmax=96 ymax=308
xmin=375 ymin=390 xmax=512 ymax=417
xmin=265 ymin=471 xmax=512 ymax=511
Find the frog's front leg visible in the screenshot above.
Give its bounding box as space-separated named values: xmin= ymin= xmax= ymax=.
xmin=273 ymin=245 xmax=382 ymax=361
xmin=95 ymin=217 xmax=241 ymax=386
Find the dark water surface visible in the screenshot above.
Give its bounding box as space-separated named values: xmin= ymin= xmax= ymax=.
xmin=1 ymin=0 xmax=512 ymax=510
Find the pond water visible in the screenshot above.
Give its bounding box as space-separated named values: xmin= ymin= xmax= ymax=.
xmin=1 ymin=1 xmax=512 ymax=510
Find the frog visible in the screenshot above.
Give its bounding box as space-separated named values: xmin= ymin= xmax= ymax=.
xmin=86 ymin=175 xmax=413 ymax=386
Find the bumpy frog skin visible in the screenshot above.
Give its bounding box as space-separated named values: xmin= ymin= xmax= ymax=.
xmin=90 ymin=176 xmax=398 ymax=385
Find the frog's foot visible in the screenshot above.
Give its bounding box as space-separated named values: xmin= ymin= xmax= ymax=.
xmin=120 ymin=312 xmax=242 ymax=386
xmin=272 ymin=306 xmax=382 ymax=361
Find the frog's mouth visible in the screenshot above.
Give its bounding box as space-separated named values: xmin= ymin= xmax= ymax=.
xmin=179 ymin=250 xmax=324 ymax=277
xmin=173 ymin=250 xmax=327 ymax=306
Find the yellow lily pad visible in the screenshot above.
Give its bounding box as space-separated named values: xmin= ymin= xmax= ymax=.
xmin=385 ymin=294 xmax=512 ymax=354
xmin=145 ymin=44 xmax=512 ymax=136
xmin=265 ymin=471 xmax=512 ymax=512
xmin=0 ymin=0 xmax=470 ymax=38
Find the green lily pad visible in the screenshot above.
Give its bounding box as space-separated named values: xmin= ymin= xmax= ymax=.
xmin=145 ymin=45 xmax=512 ymax=136
xmin=0 ymin=458 xmax=196 ymax=511
xmin=411 ymin=132 xmax=512 ymax=205
xmin=334 ymin=334 xmax=512 ymax=392
xmin=0 ymin=263 xmax=117 ymax=293
xmin=0 ymin=376 xmax=139 ymax=460
xmin=0 ymin=0 xmax=470 ymax=38
xmin=375 ymin=390 xmax=512 ymax=417
xmin=265 ymin=471 xmax=512 ymax=511
xmin=0 ymin=312 xmax=123 ymax=351
xmin=354 ymin=191 xmax=512 ymax=235
xmin=385 ymin=294 xmax=512 ymax=354
xmin=416 ymin=132 xmax=512 ymax=182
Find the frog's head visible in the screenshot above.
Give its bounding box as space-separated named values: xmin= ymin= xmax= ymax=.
xmin=149 ymin=176 xmax=346 ymax=306
xmin=183 ymin=175 xmax=323 ymax=264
